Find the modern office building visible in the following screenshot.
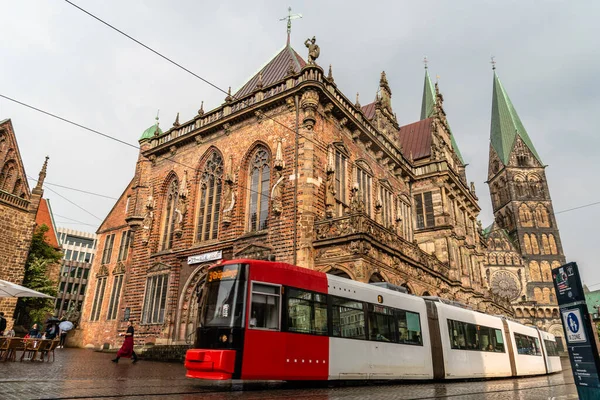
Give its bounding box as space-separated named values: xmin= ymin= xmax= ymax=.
xmin=55 ymin=228 xmax=97 ymax=318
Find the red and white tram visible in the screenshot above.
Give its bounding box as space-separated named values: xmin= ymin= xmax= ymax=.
xmin=184 ymin=260 xmax=562 ymax=381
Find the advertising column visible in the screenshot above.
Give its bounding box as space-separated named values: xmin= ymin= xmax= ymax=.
xmin=552 ymin=262 xmax=600 ymax=399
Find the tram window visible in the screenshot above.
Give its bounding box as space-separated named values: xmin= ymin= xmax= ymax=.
xmin=447 ymin=319 xmax=505 ymax=352
xmin=514 ymin=333 xmax=542 ymax=356
xmin=331 ymin=297 xmax=366 ymax=339
xmin=397 ymin=310 xmax=423 ymax=345
xmin=250 ymin=283 xmax=280 ymax=330
xmin=286 ymin=288 xmax=328 ymax=335
xmin=368 ymin=304 xmax=395 ymax=342
xmin=544 ymin=339 xmax=559 ymax=357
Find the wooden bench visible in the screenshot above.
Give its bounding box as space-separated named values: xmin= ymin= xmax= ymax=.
xmin=2 ymin=338 xmax=25 ymax=362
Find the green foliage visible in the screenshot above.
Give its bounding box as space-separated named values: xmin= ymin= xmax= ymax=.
xmin=17 ymin=224 xmax=62 ymax=326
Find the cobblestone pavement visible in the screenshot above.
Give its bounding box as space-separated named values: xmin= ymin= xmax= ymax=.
xmin=0 ymin=349 xmax=578 ymax=399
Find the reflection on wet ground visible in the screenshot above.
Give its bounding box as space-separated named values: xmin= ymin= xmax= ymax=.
xmin=0 ymin=349 xmax=578 ymax=399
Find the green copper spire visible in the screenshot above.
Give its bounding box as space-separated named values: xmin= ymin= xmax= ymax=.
xmin=139 ymin=113 xmax=163 ymax=141
xmin=420 ymin=64 xmax=465 ymax=164
xmin=420 ymin=68 xmax=436 ymax=120
xmin=490 ymin=71 xmax=542 ymax=164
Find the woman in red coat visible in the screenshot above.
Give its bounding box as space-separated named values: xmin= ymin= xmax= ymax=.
xmin=112 ymin=320 xmax=138 ymax=364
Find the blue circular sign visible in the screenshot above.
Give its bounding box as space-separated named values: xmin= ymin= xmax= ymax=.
xmin=567 ymin=312 xmax=580 ymax=333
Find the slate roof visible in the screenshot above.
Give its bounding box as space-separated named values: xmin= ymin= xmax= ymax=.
xmin=398 ymin=118 xmax=433 ymax=161
xmin=490 ymin=71 xmax=542 ymax=164
xmin=361 ymin=102 xmax=377 ymax=120
xmin=234 ymin=45 xmax=306 ymax=99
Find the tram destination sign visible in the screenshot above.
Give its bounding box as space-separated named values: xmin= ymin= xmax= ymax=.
xmin=552 ymin=262 xmax=600 ymax=399
xmin=188 ymin=250 xmax=222 ymax=265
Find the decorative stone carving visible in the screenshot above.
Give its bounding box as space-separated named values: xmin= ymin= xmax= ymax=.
xmin=255 ymin=110 xmax=264 ymax=124
xmin=349 ymin=183 xmax=365 ymax=214
xmin=174 ymin=171 xmax=188 ymax=238
xmin=325 ymin=147 xmax=336 ymax=218
xmin=271 ymin=139 xmax=285 ymax=216
xmin=222 ymin=156 xmax=235 ymax=225
xmin=300 ymin=90 xmax=319 ymax=130
xmin=197 ymin=101 xmax=204 ymax=116
xmin=304 ymin=36 xmax=320 ymax=64
xmin=173 ymin=112 xmax=180 ymax=127
xmin=170 ymin=145 xmax=177 ymax=156
xmin=326 ymin=64 xmax=334 ymax=83
xmin=223 ymin=123 xmax=231 ymax=135
xmin=286 ymin=97 xmax=296 ymax=112
xmin=141 ymin=188 xmax=155 ymax=245
xmin=490 ymin=270 xmax=521 ymax=301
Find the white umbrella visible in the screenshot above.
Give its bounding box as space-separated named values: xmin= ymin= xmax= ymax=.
xmin=59 ymin=321 xmax=74 ymax=332
xmin=0 ymin=279 xmax=54 ymax=299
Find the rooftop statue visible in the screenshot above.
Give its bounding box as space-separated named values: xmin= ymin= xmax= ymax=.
xmin=304 ymin=36 xmax=320 ymax=64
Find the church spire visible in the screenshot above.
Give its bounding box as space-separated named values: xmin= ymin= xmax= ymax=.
xmin=35 ymin=156 xmax=49 ymax=191
xmin=490 ymin=70 xmax=542 ymax=165
xmin=420 ymin=61 xmax=436 ymax=120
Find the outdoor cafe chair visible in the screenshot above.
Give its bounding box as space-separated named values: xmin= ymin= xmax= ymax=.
xmin=41 ymin=339 xmax=60 ymax=362
xmin=20 ymin=338 xmax=49 ymax=362
xmin=2 ymin=337 xmax=24 ymax=362
xmin=0 ymin=337 xmax=7 ymax=360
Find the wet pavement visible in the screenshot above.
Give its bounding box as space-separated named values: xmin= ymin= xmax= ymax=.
xmin=0 ymin=348 xmax=578 ymax=399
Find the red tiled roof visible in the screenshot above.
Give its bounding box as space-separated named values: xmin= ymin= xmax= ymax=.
xmin=35 ymin=198 xmax=60 ymax=249
xmin=361 ymin=102 xmax=376 ymax=120
xmin=235 ymin=45 xmax=306 ymax=99
xmin=398 ymin=118 xmax=433 ymax=161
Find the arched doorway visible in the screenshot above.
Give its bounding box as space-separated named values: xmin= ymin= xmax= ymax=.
xmin=175 ymin=267 xmax=206 ymax=344
xmin=422 ymin=291 xmax=431 ymax=297
xmin=369 ymin=272 xmax=385 ymax=283
xmin=401 ymin=283 xmax=413 ymax=294
xmin=327 ymin=268 xmax=352 ymax=280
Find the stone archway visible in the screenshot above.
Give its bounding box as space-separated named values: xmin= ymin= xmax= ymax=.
xmin=175 ymin=266 xmax=207 ymax=344
xmin=320 ymin=264 xmax=355 ymax=280
xmin=369 ymin=272 xmax=385 ymax=283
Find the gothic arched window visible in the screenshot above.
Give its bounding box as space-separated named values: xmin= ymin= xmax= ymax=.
xmin=355 ymin=164 xmax=372 ymax=216
xmin=0 ymin=162 xmax=16 ymax=192
xmin=519 ymin=204 xmax=533 ymax=227
xmin=529 ymin=261 xmax=541 ymax=281
xmin=534 ymin=287 xmax=543 ymax=302
xmin=535 ymin=204 xmax=550 ymax=227
xmin=523 ymin=234 xmax=532 ymax=254
xmin=197 ymin=152 xmax=223 ymax=242
xmin=247 ymin=146 xmax=271 ymax=232
xmin=541 ymin=234 xmax=550 ymax=255
xmin=161 ymin=178 xmax=179 ymax=251
xmin=541 ymin=261 xmax=552 ymax=282
xmin=549 ymin=234 xmax=558 ymax=255
xmin=531 ymin=234 xmax=540 ymax=255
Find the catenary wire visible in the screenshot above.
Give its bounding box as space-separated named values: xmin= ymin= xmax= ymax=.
xmin=42 ymin=184 xmax=103 ymax=221
xmin=3 ymin=94 xmax=320 ymax=219
xmin=26 ymin=176 xmax=118 ymax=200
xmin=61 ymin=0 xmax=329 ymax=154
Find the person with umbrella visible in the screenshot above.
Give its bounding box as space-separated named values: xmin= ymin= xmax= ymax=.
xmin=111 ymin=319 xmax=138 ymax=364
xmin=45 ymin=317 xmax=60 ymax=340
xmin=58 ymin=320 xmax=74 ymax=348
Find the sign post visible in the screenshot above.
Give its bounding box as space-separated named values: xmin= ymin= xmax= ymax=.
xmin=552 ymin=262 xmax=600 ymax=399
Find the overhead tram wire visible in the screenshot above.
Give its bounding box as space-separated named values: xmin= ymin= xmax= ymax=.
xmin=26 ymin=176 xmax=118 ymax=200
xmin=62 ymin=0 xmax=329 ymax=154
xmin=42 ymin=184 xmax=103 ymax=221
xmin=2 ymin=94 xmax=320 ymax=219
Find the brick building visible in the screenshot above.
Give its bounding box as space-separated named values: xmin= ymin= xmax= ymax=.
xmin=482 ymin=70 xmax=567 ymax=349
xmin=0 ymin=118 xmax=49 ymax=330
xmin=79 ymin=40 xmax=520 ymax=349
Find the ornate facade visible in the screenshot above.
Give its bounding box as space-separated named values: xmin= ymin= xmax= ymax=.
xmin=0 ymin=119 xmax=49 ymax=330
xmin=483 ymin=70 xmax=566 ymax=349
xmin=79 ymin=40 xmax=521 ymax=348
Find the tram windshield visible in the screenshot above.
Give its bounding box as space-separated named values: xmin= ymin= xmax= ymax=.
xmin=200 ymin=264 xmax=247 ymax=328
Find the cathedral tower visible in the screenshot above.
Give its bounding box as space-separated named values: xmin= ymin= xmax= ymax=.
xmin=487 ymin=69 xmax=566 ymax=335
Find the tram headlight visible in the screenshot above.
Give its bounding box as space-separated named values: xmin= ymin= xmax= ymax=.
xmin=220 ymin=334 xmax=228 ymax=343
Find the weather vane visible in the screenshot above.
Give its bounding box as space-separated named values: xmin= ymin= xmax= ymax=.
xmin=280 ymin=6 xmax=302 ymax=45
xmin=490 ymin=56 xmax=496 ymax=70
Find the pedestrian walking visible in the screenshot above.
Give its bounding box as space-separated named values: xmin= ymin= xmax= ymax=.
xmin=112 ymin=320 xmax=138 ymax=364
xmin=0 ymin=312 xmax=6 ymax=336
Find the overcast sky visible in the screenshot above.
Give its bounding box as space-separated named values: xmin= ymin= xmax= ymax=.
xmin=2 ymin=1 xmax=598 ymax=286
